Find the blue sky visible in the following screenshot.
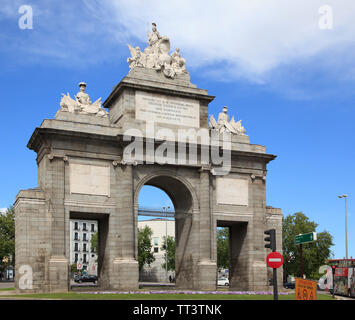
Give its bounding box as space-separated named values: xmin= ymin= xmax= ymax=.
xmin=0 ymin=1 xmax=354 ymax=259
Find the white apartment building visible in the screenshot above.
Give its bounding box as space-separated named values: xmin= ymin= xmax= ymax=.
xmin=138 ymin=218 xmax=175 ymax=282
xmin=70 ymin=219 xmax=98 ymax=275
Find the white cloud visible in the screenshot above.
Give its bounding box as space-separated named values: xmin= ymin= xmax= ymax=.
xmin=0 ymin=208 xmax=7 ymax=215
xmin=100 ymin=0 xmax=355 ymax=80
xmin=1 ymin=0 xmax=355 ymax=84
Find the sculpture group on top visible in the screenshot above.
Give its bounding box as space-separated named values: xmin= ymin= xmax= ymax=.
xmin=59 ymin=82 xmax=108 ymax=117
xmin=209 ymin=106 xmax=246 ymax=135
xmin=127 ymin=23 xmax=188 ymax=79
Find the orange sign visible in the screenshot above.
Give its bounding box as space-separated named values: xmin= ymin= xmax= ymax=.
xmin=295 ymin=278 xmax=317 ymax=300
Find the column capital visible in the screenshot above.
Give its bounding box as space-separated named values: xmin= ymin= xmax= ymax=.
xmin=198 ymin=164 xmax=212 ymax=173
xmin=47 ymin=153 xmax=68 ymax=162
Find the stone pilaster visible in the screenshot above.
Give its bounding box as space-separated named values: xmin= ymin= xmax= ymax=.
xmin=109 ymin=162 xmax=138 ymax=290
xmin=46 ymin=155 xmax=69 ymax=292
xmin=197 ymin=166 xmax=217 ymax=290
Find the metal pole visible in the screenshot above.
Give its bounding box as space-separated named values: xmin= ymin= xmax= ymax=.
xmin=332 ymin=269 xmax=335 ymax=299
xmin=165 ymin=218 xmax=168 ymax=282
xmin=300 ymin=244 xmax=303 ymax=278
xmin=273 ymin=268 xmax=278 ymax=300
xmin=345 ymin=196 xmax=348 ymax=259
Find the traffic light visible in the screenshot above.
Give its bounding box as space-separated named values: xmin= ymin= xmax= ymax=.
xmin=331 ymin=265 xmax=336 ymax=275
xmin=264 ymin=229 xmax=276 ymax=252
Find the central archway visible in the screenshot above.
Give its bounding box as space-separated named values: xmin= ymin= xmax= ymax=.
xmin=134 ymin=170 xmax=200 ymax=289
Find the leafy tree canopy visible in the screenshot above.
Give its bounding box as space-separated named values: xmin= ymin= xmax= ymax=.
xmin=161 ymin=235 xmax=175 ymax=271
xmin=0 ymin=206 xmax=15 ymax=271
xmin=217 ymin=227 xmax=229 ymax=270
xmin=138 ymin=226 xmax=155 ymax=271
xmin=282 ymin=212 xmax=333 ymax=280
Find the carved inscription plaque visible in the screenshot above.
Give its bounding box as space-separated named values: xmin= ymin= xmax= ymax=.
xmin=136 ymin=91 xmax=200 ymax=128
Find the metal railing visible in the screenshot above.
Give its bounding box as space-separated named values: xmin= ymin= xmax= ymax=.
xmin=138 ymin=207 xmax=175 ymax=218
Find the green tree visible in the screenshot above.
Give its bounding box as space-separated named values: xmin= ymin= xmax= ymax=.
xmin=0 ymin=206 xmax=15 ymax=272
xmin=90 ymin=232 xmax=98 ymax=253
xmin=217 ymin=227 xmax=229 ymax=270
xmin=70 ymin=263 xmax=78 ymax=273
xmin=138 ymin=226 xmax=155 ymax=271
xmin=90 ymin=231 xmax=98 ymax=263
xmin=282 ymin=212 xmax=334 ymax=280
xmin=161 ymin=235 xmax=175 ymax=271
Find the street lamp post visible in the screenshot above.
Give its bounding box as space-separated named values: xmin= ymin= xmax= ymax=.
xmin=163 ymin=206 xmax=170 ymax=283
xmin=338 ymin=195 xmax=348 ymax=259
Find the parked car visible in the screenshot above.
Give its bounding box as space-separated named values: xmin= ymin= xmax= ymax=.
xmin=74 ymin=274 xmax=98 ymax=284
xmin=283 ymin=281 xmax=295 ymax=289
xmin=217 ymin=277 xmax=229 ymax=286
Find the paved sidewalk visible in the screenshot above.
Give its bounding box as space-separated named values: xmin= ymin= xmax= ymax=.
xmin=0 ymin=281 xmax=14 ymax=289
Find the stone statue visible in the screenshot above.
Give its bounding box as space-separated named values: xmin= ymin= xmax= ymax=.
xmin=148 ymin=22 xmax=161 ymax=48
xmin=209 ymin=106 xmax=246 ymax=135
xmin=171 ymin=48 xmax=187 ymax=74
xmin=126 ymin=22 xmax=189 ymax=78
xmin=76 ymin=82 xmax=92 ymax=105
xmin=59 ymin=82 xmax=108 ymax=118
xmin=127 ymin=46 xmax=144 ymax=69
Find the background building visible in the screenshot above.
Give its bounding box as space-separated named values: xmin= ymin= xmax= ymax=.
xmin=70 ymin=219 xmax=98 ymax=275
xmin=138 ymin=218 xmax=175 ymax=282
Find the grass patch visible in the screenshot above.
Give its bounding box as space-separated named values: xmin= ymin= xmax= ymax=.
xmin=0 ymin=292 xmax=334 ymax=300
xmin=0 ymin=288 xmax=14 ymax=291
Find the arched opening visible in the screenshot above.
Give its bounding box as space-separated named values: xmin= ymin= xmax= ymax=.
xmin=135 ymin=173 xmax=197 ymax=288
xmin=138 ymin=186 xmax=175 ymax=284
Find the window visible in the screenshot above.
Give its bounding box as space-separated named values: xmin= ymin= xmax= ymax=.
xmin=91 ymin=224 xmax=95 ymax=232
xmin=83 ymin=243 xmax=87 ymax=252
xmin=154 ymin=247 xmax=159 ymax=253
xmin=74 ymin=253 xmax=78 ymax=263
xmin=74 ymin=232 xmax=78 ymax=240
xmin=74 ymin=222 xmax=78 ymax=230
xmin=83 ymin=223 xmax=87 ymax=231
xmin=153 ymin=237 xmax=158 ymax=246
xmin=83 ymin=254 xmax=87 ymax=263
xmin=83 ymin=233 xmax=87 ymax=241
xmin=74 ymin=243 xmax=79 ymax=251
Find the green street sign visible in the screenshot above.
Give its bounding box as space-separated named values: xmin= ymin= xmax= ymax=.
xmin=294 ymin=232 xmax=317 ymax=245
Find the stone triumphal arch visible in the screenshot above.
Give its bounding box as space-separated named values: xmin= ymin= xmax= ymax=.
xmin=15 ymin=24 xmax=282 ymax=293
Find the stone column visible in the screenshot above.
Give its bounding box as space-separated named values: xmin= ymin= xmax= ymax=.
xmin=46 ymin=155 xmax=69 ymax=292
xmin=250 ymin=175 xmax=269 ymax=290
xmin=197 ymin=166 xmax=217 ymax=290
xmin=111 ymin=162 xmax=138 ymax=290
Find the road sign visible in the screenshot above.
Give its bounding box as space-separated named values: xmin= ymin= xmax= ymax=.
xmin=294 ymin=232 xmax=317 ymax=245
xmin=266 ymin=252 xmax=284 ymax=269
xmin=77 ymin=262 xmax=83 ymax=270
xmin=295 ymin=278 xmax=317 ymax=300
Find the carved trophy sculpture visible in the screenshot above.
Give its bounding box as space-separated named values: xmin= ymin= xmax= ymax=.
xmin=59 ymin=82 xmax=108 ymax=117
xmin=209 ymin=106 xmax=246 ymax=135
xmin=127 ymin=23 xmax=189 ymax=79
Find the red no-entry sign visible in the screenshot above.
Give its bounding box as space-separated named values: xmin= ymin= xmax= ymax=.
xmin=266 ymin=252 xmax=283 ymax=269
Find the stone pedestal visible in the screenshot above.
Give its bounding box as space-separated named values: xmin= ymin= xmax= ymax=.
xmin=48 ymin=256 xmax=68 ymax=292
xmin=197 ymin=261 xmax=217 ymax=290
xmin=112 ymin=259 xmax=139 ymax=290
